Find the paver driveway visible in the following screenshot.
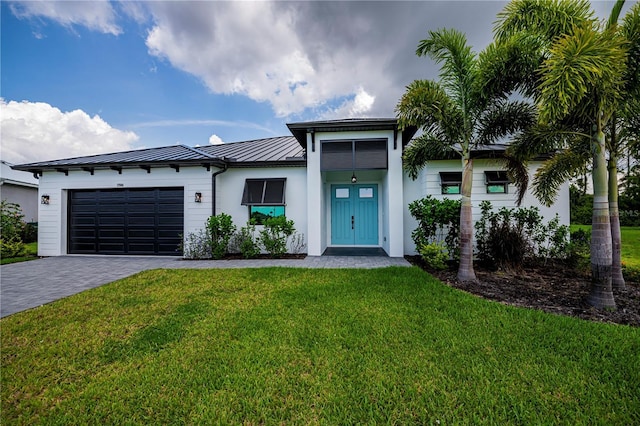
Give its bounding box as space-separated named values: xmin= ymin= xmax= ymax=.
xmin=0 ymin=255 xmax=410 ymax=318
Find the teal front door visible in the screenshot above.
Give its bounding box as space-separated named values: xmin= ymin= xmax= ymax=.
xmin=331 ymin=184 xmax=378 ymax=245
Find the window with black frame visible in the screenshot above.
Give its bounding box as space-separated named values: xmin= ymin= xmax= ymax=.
xmin=241 ymin=178 xmax=286 ymax=224
xmin=439 ymin=172 xmax=462 ymax=195
xmin=485 ymin=171 xmax=510 ymax=193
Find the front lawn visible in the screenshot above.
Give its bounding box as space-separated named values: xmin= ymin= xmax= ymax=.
xmin=2 ymin=267 xmax=638 ymax=424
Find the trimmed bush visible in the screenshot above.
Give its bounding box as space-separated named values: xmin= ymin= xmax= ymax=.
xmin=259 ymin=216 xmax=295 ymax=258
xmin=206 ymin=213 xmax=236 ymax=259
xmin=409 ymin=196 xmax=460 ymax=260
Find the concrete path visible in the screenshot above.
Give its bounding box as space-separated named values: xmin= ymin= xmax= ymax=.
xmin=0 ymin=255 xmax=410 ymax=318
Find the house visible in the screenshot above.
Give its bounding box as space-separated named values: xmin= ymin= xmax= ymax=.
xmin=1 ymin=160 xmax=39 ymax=223
xmin=12 ymin=118 xmax=569 ymax=257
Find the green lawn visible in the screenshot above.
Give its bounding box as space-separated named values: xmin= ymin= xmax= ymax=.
xmin=571 ymin=225 xmax=640 ymax=270
xmin=2 ymin=267 xmax=638 ymax=424
xmin=0 ymin=242 xmax=38 ymax=265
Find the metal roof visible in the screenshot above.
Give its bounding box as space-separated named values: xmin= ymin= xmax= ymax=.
xmin=11 ymin=137 xmax=306 ymax=175
xmin=198 ymin=136 xmax=305 ymax=165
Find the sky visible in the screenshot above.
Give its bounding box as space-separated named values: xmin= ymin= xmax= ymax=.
xmin=1 ymin=0 xmax=631 ymax=165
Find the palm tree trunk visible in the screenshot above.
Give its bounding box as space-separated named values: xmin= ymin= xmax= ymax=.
xmin=608 ymin=153 xmax=625 ymax=289
xmin=457 ymin=155 xmax=477 ymax=282
xmin=587 ymin=130 xmax=616 ymax=309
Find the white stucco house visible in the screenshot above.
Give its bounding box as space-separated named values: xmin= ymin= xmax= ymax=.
xmin=12 ymin=118 xmax=569 ymax=257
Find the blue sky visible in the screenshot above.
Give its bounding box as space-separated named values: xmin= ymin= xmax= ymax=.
xmin=1 ymin=1 xmax=627 ymax=165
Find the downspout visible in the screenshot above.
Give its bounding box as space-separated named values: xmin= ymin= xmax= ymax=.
xmin=211 ymin=162 xmax=228 ymax=217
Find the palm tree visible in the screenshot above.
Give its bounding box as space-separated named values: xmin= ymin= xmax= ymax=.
xmin=396 ymin=28 xmax=536 ymax=283
xmin=494 ymin=0 xmax=638 ymax=308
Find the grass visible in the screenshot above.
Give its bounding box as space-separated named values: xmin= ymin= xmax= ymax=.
xmin=571 ymin=225 xmax=640 ymax=272
xmin=2 ymin=267 xmax=639 ymax=424
xmin=0 ymin=242 xmax=38 ymax=265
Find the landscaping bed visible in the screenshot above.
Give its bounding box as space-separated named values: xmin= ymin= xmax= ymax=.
xmin=407 ymin=256 xmax=640 ymax=327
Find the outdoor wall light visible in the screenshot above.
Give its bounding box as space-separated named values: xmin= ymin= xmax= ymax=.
xmin=41 ymin=195 xmax=50 ymax=205
xmin=351 ymin=173 xmax=357 ymax=183
xmin=194 ymin=192 xmax=202 ymax=203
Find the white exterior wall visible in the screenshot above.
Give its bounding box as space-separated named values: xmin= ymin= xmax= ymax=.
xmin=305 ymin=129 xmax=405 ymax=257
xmin=402 ymin=159 xmax=571 ymax=255
xmin=37 ymin=166 xmax=213 ymax=257
xmin=215 ymin=166 xmax=307 ymax=248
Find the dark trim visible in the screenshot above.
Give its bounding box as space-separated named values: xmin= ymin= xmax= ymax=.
xmin=110 ymin=166 xmax=122 ymax=174
xmin=140 ymin=165 xmax=151 ymax=173
xmin=82 ymin=167 xmax=94 ymax=175
xmin=393 ymin=127 xmax=398 ymax=150
xmin=170 ymin=164 xmax=180 ymax=173
xmin=211 ymin=164 xmax=228 ymax=216
xmin=56 ymin=168 xmax=68 ymax=176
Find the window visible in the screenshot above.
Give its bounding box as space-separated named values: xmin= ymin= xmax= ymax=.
xmin=485 ymin=171 xmax=510 ymax=193
xmin=241 ymin=178 xmax=286 ymax=225
xmin=439 ymin=172 xmax=462 ymax=195
xmin=241 ymin=178 xmax=286 ymax=205
xmin=249 ymin=206 xmax=285 ymax=225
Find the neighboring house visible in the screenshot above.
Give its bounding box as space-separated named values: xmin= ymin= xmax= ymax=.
xmin=1 ymin=160 xmax=39 ymax=222
xmin=12 ymin=118 xmax=569 ymax=257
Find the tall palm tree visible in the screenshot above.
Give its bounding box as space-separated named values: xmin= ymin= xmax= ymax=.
xmin=396 ymin=28 xmax=536 ymax=283
xmin=494 ymin=0 xmax=637 ymax=308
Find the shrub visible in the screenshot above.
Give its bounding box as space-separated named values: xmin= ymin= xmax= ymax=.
xmin=409 ymin=196 xmax=461 ymax=260
xmin=206 ymin=213 xmax=236 ymax=259
xmin=418 ymin=242 xmax=449 ymax=270
xmin=233 ymin=221 xmax=260 ymax=259
xmin=179 ymin=230 xmax=212 ymax=259
xmin=1 ymin=201 xmax=26 ymax=258
xmin=21 ymin=222 xmax=38 ymax=243
xmin=475 ymin=201 xmax=571 ymax=269
xmin=289 ymin=233 xmax=307 ymax=255
xmin=567 ymin=229 xmax=590 ymax=270
xmin=259 ymin=216 xmax=295 ymax=258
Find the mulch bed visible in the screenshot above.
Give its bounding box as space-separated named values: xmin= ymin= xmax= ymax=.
xmin=406 ymin=256 xmax=640 ymax=327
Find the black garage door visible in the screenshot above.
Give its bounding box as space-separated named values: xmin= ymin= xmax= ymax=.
xmin=68 ymin=188 xmax=184 ymax=255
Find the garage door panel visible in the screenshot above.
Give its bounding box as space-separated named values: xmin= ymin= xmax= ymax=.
xmin=68 ymin=188 xmax=184 ymax=255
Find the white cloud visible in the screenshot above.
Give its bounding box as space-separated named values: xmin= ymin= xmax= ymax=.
xmin=208 ymin=134 xmax=224 ymax=145
xmin=144 ymin=2 xmax=381 ymax=117
xmin=0 ymin=99 xmax=138 ymax=164
xmin=9 ymin=0 xmax=121 ymax=35
xmin=321 ymin=88 xmax=376 ymax=120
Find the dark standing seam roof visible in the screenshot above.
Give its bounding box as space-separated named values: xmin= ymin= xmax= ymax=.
xmin=11 ymin=137 xmax=306 ymax=173
xmin=198 ymin=136 xmax=304 ymax=163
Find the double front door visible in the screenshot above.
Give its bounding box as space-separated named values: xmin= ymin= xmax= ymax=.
xmin=331 ymin=184 xmax=378 ymax=245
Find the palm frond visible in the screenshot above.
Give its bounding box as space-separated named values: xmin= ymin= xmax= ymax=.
xmin=607 ymin=0 xmax=626 ymax=30
xmin=416 ymin=28 xmax=477 ymax=109
xmin=396 ymin=79 xmax=461 ymax=132
xmin=403 ymin=132 xmax=459 ymax=180
xmin=476 ymin=100 xmax=537 ymax=146
xmin=477 ymin=33 xmax=545 ymax=101
xmin=539 ymin=23 xmax=627 ymax=125
xmin=494 ymin=0 xmax=594 ymax=43
xmin=506 ymin=123 xmax=586 ymax=162
xmin=622 ymin=2 xmax=640 ymax=97
xmin=533 ymin=145 xmax=591 ymax=206
xmin=497 ymin=152 xmax=531 ymax=206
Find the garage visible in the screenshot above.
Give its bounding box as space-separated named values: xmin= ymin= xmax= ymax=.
xmin=68 ymin=187 xmax=184 ymax=255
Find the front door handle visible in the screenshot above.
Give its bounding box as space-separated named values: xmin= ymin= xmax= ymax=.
xmin=351 ymin=215 xmax=354 ymax=230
